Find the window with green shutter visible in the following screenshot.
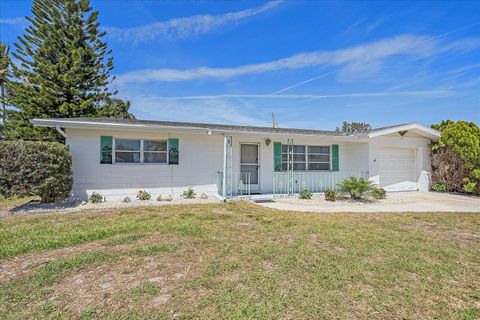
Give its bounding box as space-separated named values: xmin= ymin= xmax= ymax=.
xmin=168 ymin=138 xmax=179 ymax=165
xmin=331 ymin=144 xmax=339 ymax=171
xmin=273 ymin=142 xmax=282 ymax=171
xmin=100 ymin=136 xmax=112 ymax=164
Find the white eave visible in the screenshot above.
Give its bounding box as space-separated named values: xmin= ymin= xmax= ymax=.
xmin=368 ymin=123 xmax=440 ymax=141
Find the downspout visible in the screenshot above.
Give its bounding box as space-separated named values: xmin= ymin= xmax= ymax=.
xmin=55 ymin=125 xmax=68 ymax=145
xmin=221 ymin=135 xmax=227 ymax=201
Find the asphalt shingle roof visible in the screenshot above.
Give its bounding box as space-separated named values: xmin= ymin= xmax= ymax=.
xmin=48 ymin=117 xmax=355 ymax=136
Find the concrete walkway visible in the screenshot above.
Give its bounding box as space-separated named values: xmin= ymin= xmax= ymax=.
xmin=257 ymin=192 xmax=480 ymax=213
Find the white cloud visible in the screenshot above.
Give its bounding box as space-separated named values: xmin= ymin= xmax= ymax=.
xmin=104 ymin=1 xmax=282 ymax=43
xmin=122 ymin=89 xmax=454 ymax=127
xmin=0 ymin=17 xmax=26 ymax=26
xmin=127 ymin=92 xmax=270 ymax=126
xmin=144 ymin=90 xmax=453 ymax=101
xmin=116 ymin=34 xmax=480 ymax=84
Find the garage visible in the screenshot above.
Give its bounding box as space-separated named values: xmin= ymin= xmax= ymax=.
xmin=378 ymin=148 xmax=417 ymax=191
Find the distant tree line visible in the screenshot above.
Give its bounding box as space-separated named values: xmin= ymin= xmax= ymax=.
xmin=335 ymin=121 xmax=372 ymax=134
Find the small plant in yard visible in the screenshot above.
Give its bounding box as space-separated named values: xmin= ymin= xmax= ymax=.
xmin=181 ymin=187 xmax=196 ymax=199
xmin=371 ymin=186 xmax=387 ymax=200
xmin=89 ymin=192 xmax=104 ymax=203
xmin=136 ymin=190 xmax=151 ymax=201
xmin=337 ymin=176 xmax=372 ymax=200
xmin=463 ymin=178 xmax=478 ymax=193
xmin=431 ymin=182 xmax=447 ymax=192
xmin=299 ymin=187 xmax=312 ymax=199
xmin=324 ymin=189 xmax=337 ymax=201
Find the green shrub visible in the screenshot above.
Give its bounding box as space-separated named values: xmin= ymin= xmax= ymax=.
xmin=337 ymin=177 xmax=372 ymax=200
xmin=299 ymin=187 xmax=312 ymax=200
xmin=0 ymin=141 xmax=72 ymax=203
xmin=324 ymin=189 xmax=337 ymax=201
xmin=462 ymin=178 xmax=477 ymax=194
xmin=136 ymin=190 xmax=151 ymax=200
xmin=431 ymin=120 xmax=480 ymax=195
xmin=181 ymin=187 xmax=196 ymax=199
xmin=89 ymin=192 xmax=104 ymax=203
xmin=371 ymin=186 xmax=387 ymax=199
xmin=431 ymin=182 xmax=447 ymax=192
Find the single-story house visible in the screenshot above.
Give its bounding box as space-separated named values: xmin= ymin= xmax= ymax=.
xmin=31 ymin=118 xmax=440 ymax=201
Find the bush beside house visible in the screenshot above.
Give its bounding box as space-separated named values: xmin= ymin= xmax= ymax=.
xmin=431 ymin=121 xmax=480 ymax=195
xmin=0 ymin=141 xmax=73 ymax=202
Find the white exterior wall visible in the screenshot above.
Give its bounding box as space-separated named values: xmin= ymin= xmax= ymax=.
xmin=65 ymin=127 xmax=433 ymax=200
xmin=368 ymin=134 xmax=432 ymax=191
xmin=66 ymin=128 xmax=224 ymax=200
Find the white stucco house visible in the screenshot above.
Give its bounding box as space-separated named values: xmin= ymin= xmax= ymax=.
xmin=31 ymin=118 xmax=440 ymax=201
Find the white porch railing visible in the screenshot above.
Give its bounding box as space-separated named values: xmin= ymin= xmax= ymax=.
xmin=273 ymin=171 xmax=369 ymax=195
xmin=217 ymin=172 xmax=251 ymax=197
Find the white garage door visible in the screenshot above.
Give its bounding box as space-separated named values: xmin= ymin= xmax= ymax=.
xmin=379 ymin=148 xmax=417 ymax=191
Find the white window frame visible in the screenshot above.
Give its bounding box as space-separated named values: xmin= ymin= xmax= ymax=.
xmin=307 ymin=146 xmax=331 ymax=171
xmin=281 ymin=144 xmax=331 ymax=171
xmin=113 ymin=138 xmax=168 ymax=165
xmin=143 ymin=140 xmax=168 ymax=164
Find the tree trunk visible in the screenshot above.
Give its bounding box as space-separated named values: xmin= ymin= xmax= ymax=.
xmin=0 ymin=82 xmax=5 ymax=123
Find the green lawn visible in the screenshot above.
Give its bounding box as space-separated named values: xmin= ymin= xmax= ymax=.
xmin=0 ymin=196 xmax=39 ymax=210
xmin=0 ymin=202 xmax=479 ymax=319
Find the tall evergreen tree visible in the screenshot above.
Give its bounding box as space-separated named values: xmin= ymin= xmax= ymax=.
xmin=96 ymin=97 xmax=135 ymax=119
xmin=5 ymin=0 xmax=133 ymax=141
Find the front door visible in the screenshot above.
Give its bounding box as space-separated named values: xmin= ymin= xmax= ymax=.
xmin=240 ymin=143 xmax=260 ymax=192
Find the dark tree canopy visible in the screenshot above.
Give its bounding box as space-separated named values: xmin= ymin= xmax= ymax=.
xmin=3 ymin=0 xmax=133 ymax=141
xmin=335 ymin=121 xmax=372 ymax=134
xmin=96 ymin=97 xmax=135 ymax=120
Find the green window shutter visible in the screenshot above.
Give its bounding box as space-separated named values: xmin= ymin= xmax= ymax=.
xmin=168 ymin=138 xmax=179 ymax=165
xmin=273 ymin=142 xmax=282 ymax=172
xmin=100 ymin=136 xmax=112 ymax=164
xmin=331 ymin=144 xmax=339 ymax=171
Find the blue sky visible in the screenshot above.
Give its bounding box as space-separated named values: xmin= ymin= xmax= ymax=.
xmin=1 ymin=0 xmax=479 ymax=129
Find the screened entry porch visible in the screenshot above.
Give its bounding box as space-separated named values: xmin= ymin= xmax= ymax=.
xmin=218 ymin=135 xmax=370 ymax=198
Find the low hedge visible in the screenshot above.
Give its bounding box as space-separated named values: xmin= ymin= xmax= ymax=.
xmin=0 ymin=141 xmax=73 ymax=202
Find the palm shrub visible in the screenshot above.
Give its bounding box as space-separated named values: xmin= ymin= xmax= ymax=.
xmin=181 ymin=187 xmax=196 ymax=199
xmin=324 ymin=189 xmax=337 ymax=201
xmin=371 ymin=186 xmax=387 ymax=199
xmin=299 ymin=187 xmax=312 ymax=200
xmin=89 ymin=192 xmax=104 ymax=203
xmin=136 ymin=190 xmax=151 ymax=200
xmin=0 ymin=141 xmax=72 ymax=202
xmin=337 ymin=177 xmax=372 ymax=200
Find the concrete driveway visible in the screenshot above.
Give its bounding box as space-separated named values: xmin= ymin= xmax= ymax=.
xmin=256 ymin=192 xmax=480 ymax=213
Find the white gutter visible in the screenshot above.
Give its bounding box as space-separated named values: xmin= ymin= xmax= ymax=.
xmin=221 ymin=135 xmax=227 ymax=201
